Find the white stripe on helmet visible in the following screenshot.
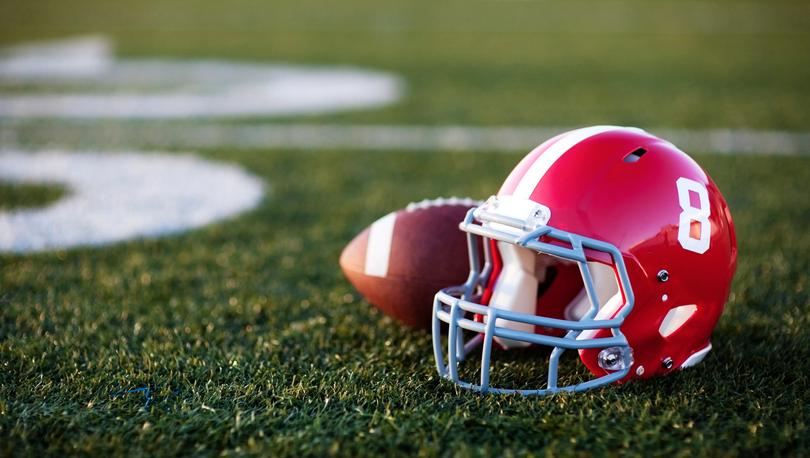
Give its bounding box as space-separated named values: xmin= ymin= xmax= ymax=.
xmin=512 ymin=126 xmax=626 ymax=199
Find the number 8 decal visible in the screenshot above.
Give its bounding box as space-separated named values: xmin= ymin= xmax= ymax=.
xmin=676 ymin=177 xmax=711 ymax=254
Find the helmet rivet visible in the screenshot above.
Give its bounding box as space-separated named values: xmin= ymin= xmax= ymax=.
xmin=636 ymin=366 xmax=645 ymax=376
xmin=662 ymin=357 xmax=674 ymax=369
xmin=657 ymin=270 xmax=669 ymax=282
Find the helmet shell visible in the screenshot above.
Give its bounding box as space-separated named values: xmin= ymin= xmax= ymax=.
xmin=497 ymin=127 xmax=737 ymax=380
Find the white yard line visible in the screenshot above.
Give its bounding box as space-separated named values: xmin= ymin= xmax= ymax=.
xmin=1 ymin=122 xmax=806 ymax=155
xmin=1 ymin=37 xmax=806 ymax=155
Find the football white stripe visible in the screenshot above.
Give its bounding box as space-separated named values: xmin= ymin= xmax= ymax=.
xmin=364 ymin=212 xmax=397 ymax=278
xmin=512 ymin=125 xmax=625 ymax=199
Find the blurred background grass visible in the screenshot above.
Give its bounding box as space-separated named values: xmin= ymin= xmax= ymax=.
xmin=1 ymin=0 xmax=809 ymax=128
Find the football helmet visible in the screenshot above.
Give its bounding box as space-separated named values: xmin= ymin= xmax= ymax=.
xmin=432 ymin=126 xmax=737 ymax=394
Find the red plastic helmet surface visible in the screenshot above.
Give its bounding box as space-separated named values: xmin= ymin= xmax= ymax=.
xmin=432 ymin=126 xmax=737 ymax=393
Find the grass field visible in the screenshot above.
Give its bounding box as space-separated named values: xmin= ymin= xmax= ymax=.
xmin=1 ymin=0 xmax=809 ymax=456
xmin=2 ymin=0 xmax=810 ymax=129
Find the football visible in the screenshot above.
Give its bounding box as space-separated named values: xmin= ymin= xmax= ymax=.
xmin=339 ymin=197 xmax=481 ymax=329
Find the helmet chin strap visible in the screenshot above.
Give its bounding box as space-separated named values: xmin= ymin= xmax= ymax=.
xmin=487 ymin=241 xmax=620 ymax=349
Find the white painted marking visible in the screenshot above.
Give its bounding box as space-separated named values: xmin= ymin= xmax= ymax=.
xmin=1 ymin=122 xmax=806 ymax=155
xmin=513 ymin=126 xmax=623 ymax=198
xmin=0 ymin=36 xmax=402 ymax=119
xmin=658 ymin=304 xmax=698 ymax=337
xmin=0 ymin=151 xmax=264 ymax=253
xmin=0 ymin=37 xmax=807 ymax=155
xmin=680 ymin=342 xmax=712 ymax=369
xmin=364 ymin=212 xmax=397 ymax=278
xmin=0 ymin=36 xmax=111 ymax=80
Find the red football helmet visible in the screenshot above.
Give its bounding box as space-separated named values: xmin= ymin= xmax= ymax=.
xmin=432 ymin=126 xmax=737 ymax=394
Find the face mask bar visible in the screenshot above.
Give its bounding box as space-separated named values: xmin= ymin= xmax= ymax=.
xmin=432 ymin=202 xmax=636 ymax=395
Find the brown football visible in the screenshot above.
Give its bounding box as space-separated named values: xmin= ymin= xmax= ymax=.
xmin=339 ymin=197 xmax=481 ymax=330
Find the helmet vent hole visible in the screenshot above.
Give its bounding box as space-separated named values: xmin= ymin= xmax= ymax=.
xmin=623 ymin=148 xmax=647 ymax=163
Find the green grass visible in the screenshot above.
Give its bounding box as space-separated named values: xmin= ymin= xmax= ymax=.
xmin=1 ymin=151 xmax=809 ymax=456
xmin=0 ymin=182 xmax=67 ymax=210
xmin=1 ymin=0 xmax=810 ymax=456
xmin=1 ymin=0 xmax=810 ymax=129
